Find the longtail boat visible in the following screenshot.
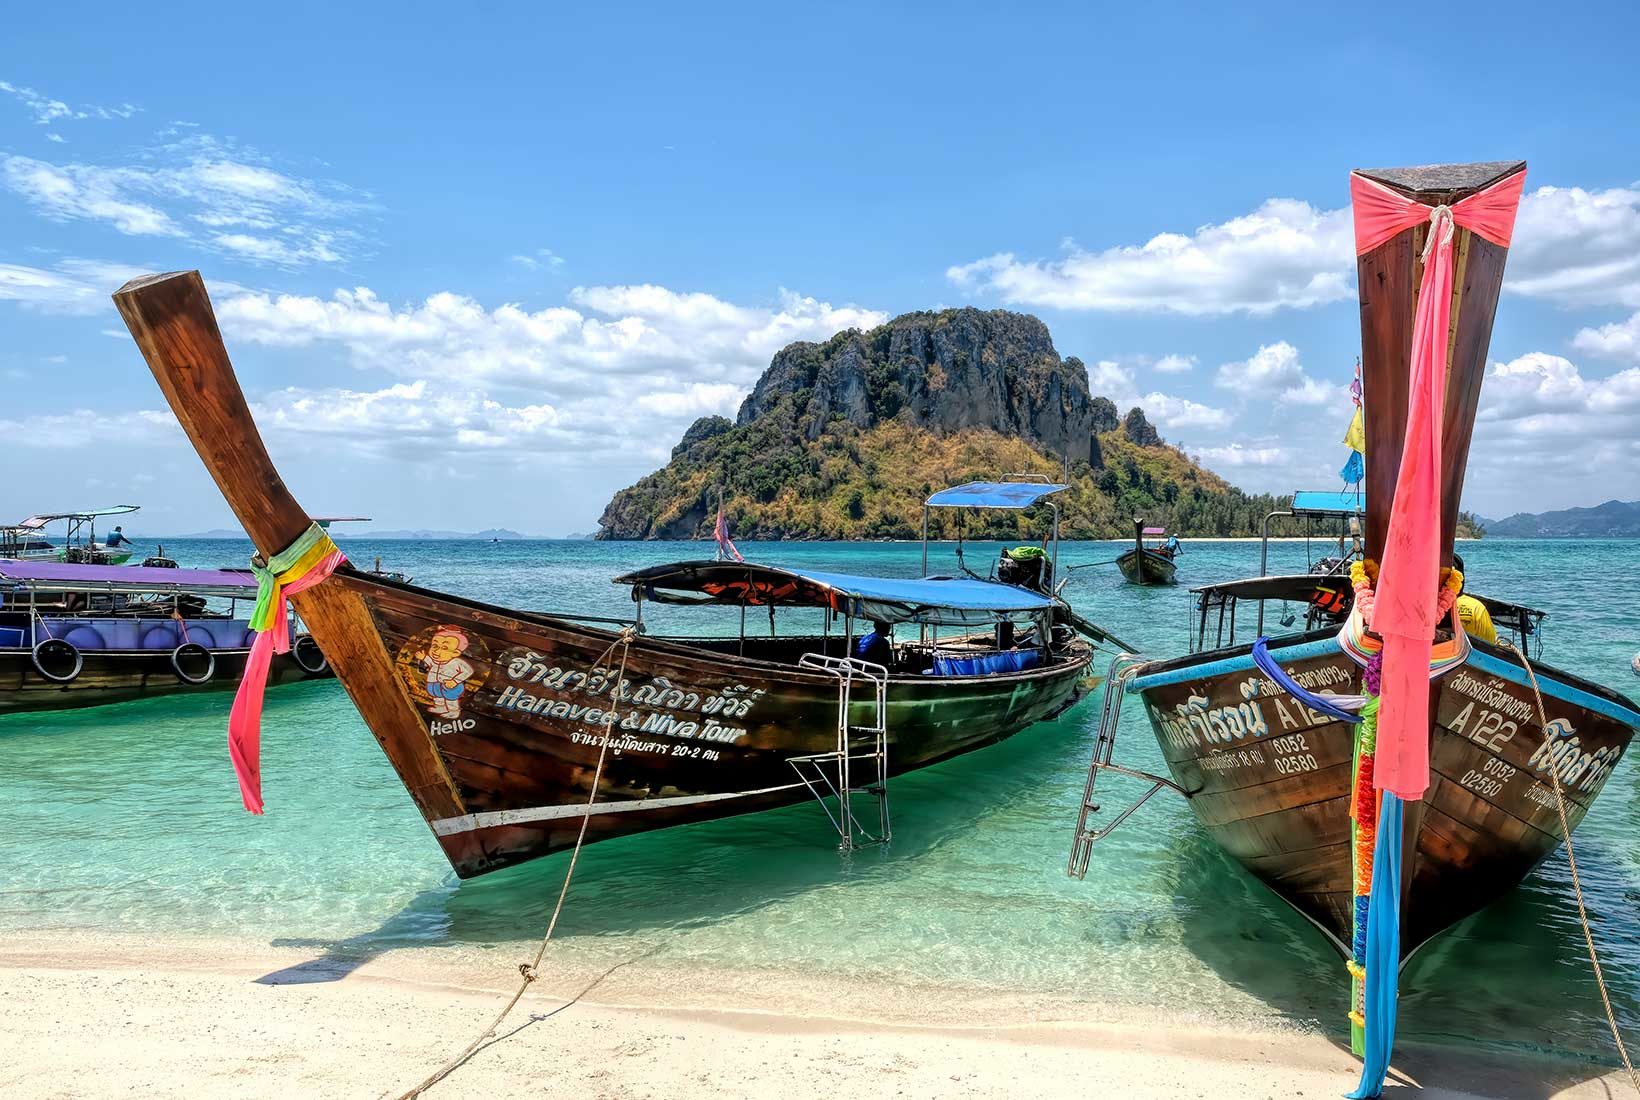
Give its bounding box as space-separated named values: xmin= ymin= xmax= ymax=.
xmin=113 ymin=271 xmax=1120 ymax=877
xmin=1069 ymin=161 xmax=1639 ymax=1079
xmin=0 ymin=559 xmax=330 ymax=715
xmin=1115 ymin=519 xmax=1178 ymax=586
xmin=1 ymin=505 xmax=142 ymax=565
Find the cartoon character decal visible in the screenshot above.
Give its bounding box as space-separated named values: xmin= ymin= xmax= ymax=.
xmin=395 ymin=624 xmax=490 ymax=725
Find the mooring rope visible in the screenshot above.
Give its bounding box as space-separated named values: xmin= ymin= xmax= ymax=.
xmin=1498 ymin=640 xmax=1640 ymax=1095
xmin=395 ymin=626 xmax=638 ymax=1099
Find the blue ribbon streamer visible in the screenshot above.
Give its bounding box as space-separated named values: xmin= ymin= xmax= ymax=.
xmin=1252 ymin=637 xmax=1363 ymax=724
xmin=1347 ymin=791 xmax=1404 ymax=1099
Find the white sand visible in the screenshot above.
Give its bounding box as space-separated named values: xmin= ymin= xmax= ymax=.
xmin=0 ymin=932 xmax=1624 ymax=1099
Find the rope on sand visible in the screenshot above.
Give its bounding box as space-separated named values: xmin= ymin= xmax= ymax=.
xmin=395 ymin=627 xmax=638 ymax=1099
xmin=1498 ymin=640 xmax=1639 ymax=1096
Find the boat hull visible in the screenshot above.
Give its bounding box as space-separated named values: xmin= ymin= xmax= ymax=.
xmin=339 ymin=574 xmax=1094 ymax=877
xmin=1128 ymin=631 xmax=1638 ymax=957
xmin=0 ymin=647 xmax=330 ymax=716
xmin=1116 ymin=549 xmax=1177 ymax=586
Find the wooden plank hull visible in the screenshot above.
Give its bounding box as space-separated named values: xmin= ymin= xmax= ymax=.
xmin=0 ymin=647 xmax=329 ymax=716
xmin=1129 ymin=631 xmax=1638 ymax=957
xmin=341 ymin=573 xmax=1094 ymax=877
xmin=1116 ymin=549 xmax=1177 ymax=586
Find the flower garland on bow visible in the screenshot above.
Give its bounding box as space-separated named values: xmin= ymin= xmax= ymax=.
xmin=1347 ymin=559 xmax=1461 ymax=631
xmin=1339 ymin=557 xmax=1461 ymax=1058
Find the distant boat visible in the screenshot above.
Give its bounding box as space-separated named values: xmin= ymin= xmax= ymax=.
xmin=1115 ymin=519 xmax=1178 ymax=585
xmin=104 ymin=270 xmax=1133 ymax=880
xmin=1 ymin=506 xmax=141 ymax=565
xmin=0 ymin=559 xmax=331 ymax=716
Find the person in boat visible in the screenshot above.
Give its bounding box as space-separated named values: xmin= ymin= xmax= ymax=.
xmin=106 ymin=526 xmax=130 ymax=548
xmin=1450 ymin=553 xmax=1496 ymax=644
xmin=855 ymin=620 xmax=893 ymax=666
xmin=1155 ymin=534 xmax=1182 ymax=560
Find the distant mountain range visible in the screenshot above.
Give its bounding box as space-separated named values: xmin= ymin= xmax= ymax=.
xmin=1479 ymin=500 xmax=1640 ymax=537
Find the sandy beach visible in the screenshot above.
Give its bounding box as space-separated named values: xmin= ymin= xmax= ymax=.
xmin=0 ymin=932 xmax=1626 ymax=1099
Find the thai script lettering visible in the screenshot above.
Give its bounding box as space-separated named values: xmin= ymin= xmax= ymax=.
xmin=1151 ymin=683 xmax=1269 ymax=752
xmin=1525 ymin=718 xmax=1622 ymax=794
xmin=1449 ymin=671 xmax=1538 ymax=724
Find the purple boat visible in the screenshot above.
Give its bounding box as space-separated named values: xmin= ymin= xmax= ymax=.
xmin=0 ymin=559 xmax=331 ymax=716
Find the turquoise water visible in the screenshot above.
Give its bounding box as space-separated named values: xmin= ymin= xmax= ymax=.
xmin=2 ymin=537 xmax=1638 ymax=1061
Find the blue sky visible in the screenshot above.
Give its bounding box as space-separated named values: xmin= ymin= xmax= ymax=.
xmin=4 ymin=2 xmax=1638 ymax=534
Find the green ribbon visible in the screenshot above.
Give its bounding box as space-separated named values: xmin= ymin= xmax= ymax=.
xmin=248 ymin=523 xmax=330 ymax=633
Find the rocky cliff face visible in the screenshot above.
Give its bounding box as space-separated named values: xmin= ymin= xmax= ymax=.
xmin=732 ymin=308 xmax=1102 ymax=462
xmin=597 ymin=307 xmax=1272 ymax=540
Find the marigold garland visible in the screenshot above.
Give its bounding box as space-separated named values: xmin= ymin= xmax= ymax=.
xmin=1348 ymin=558 xmax=1461 ymax=631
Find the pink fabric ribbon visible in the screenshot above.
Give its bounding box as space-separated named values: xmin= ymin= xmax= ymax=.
xmin=228 ymin=549 xmax=345 ymax=813
xmin=1350 ymin=169 xmax=1524 ymax=800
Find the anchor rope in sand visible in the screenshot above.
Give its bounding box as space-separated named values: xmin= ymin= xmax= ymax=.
xmin=396 ymin=625 xmax=638 ymax=1100
xmin=1499 ymin=640 xmax=1639 ymax=1096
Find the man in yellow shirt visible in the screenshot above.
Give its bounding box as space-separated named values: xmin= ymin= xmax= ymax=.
xmin=1451 ymin=553 xmax=1496 ymax=643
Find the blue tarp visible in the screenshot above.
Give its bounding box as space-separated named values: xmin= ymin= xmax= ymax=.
xmin=930 ymin=649 xmax=1042 ymax=677
xmin=1292 ymin=490 xmax=1366 ymax=516
xmin=613 ymin=560 xmax=1058 ymax=626
xmin=925 ymin=481 xmax=1068 ymax=509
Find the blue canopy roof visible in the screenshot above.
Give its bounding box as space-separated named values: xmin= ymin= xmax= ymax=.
xmin=613 ymin=560 xmax=1057 ymax=626
xmin=925 ymin=481 xmax=1068 ymax=509
xmin=1291 ymin=490 xmax=1366 ymax=517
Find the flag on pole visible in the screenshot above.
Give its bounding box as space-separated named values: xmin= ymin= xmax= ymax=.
xmin=715 ymin=502 xmax=743 ymax=562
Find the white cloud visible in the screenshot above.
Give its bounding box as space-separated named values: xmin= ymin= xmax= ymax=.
xmin=1084 ymin=359 xmax=1134 ymax=396
xmin=1 ymin=79 xmax=141 ymax=127
xmin=0 ymin=407 xmax=177 ymax=448
xmin=0 ymin=258 xmax=151 ymax=314
xmin=1137 ymin=391 xmax=1230 ymax=430
xmin=0 ymin=79 xmax=79 ymax=125
xmin=2 ymin=157 xmax=180 ymax=235
xmin=1153 ymin=354 xmax=1195 ymax=374
xmin=511 ymin=249 xmax=565 ymax=270
xmin=1458 ymin=352 xmax=1640 ymax=513
xmin=947 ymin=199 xmax=1354 ymax=315
xmin=217 ymin=284 xmax=884 ymax=397
xmin=1507 ymin=185 xmax=1640 ymax=308
xmin=1572 ymin=310 xmax=1640 ymax=364
xmin=1212 ymin=340 xmax=1340 ymax=408
xmin=945 ymin=182 xmax=1640 ymax=316
xmin=201 ymin=281 xmax=887 ymax=467
xmin=1195 ymin=442 xmax=1290 ymax=467
xmin=1 ymin=137 xmax=363 ymax=266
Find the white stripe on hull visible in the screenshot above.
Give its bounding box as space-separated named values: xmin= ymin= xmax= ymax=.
xmin=430 ymin=782 xmax=806 ymax=836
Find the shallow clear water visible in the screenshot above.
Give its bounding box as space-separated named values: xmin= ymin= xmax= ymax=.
xmin=2 ymin=537 xmax=1637 ymax=1062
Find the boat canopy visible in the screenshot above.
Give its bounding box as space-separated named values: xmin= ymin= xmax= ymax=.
xmin=1290 ymin=491 xmax=1365 ymax=518
xmin=1142 ymin=526 xmax=1166 ymax=536
xmin=925 ymin=482 xmax=1067 ymax=509
xmin=614 ymin=560 xmax=1058 ymax=626
xmin=0 ymin=560 xmax=258 ymax=598
xmin=15 ymin=504 xmax=140 ymax=530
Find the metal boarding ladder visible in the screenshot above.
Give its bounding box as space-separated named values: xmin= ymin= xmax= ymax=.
xmin=788 ymin=653 xmax=890 ymax=851
xmin=1067 ymin=653 xmax=1190 ymax=879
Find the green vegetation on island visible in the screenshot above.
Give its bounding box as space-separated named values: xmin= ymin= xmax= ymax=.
xmin=598 ymin=308 xmax=1294 ymax=541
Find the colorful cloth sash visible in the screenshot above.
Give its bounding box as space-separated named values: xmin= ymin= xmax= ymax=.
xmin=1336 ymin=603 xmax=1471 ymax=678
xmin=229 ymin=523 xmax=346 ymax=813
xmin=1348 ymin=168 xmax=1524 ymax=801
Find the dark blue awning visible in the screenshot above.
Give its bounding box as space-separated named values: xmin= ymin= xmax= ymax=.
xmin=925 ymin=481 xmax=1068 ymax=509
xmin=613 ymin=560 xmax=1057 ymax=626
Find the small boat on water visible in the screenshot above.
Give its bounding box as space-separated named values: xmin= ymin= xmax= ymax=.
xmin=0 ymin=559 xmax=331 ymax=715
xmin=1068 ymin=160 xmax=1640 ymax=1081
xmin=1 ymin=506 xmax=142 ymax=565
xmin=1115 ymin=519 xmax=1179 ymax=586
xmin=112 ymin=270 xmax=1126 ymax=877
